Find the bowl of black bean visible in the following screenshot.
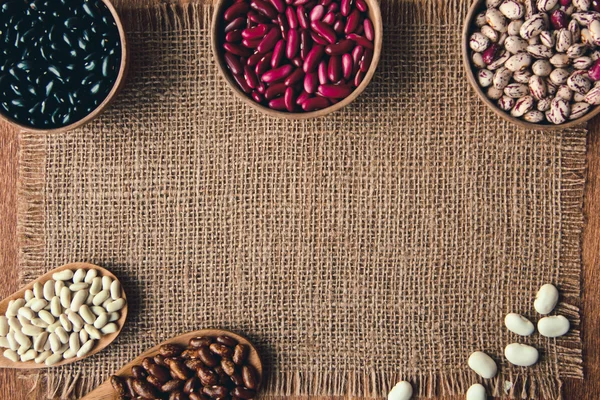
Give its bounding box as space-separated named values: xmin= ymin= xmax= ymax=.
xmin=0 ymin=0 xmax=128 ymax=133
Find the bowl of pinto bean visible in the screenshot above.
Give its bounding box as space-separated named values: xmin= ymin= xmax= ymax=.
xmin=212 ymin=0 xmax=383 ymax=118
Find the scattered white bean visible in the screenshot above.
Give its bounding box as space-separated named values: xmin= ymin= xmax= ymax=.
xmin=79 ymin=329 xmax=89 ymax=343
xmin=59 ymin=314 xmax=72 ymax=332
xmin=22 ymin=324 xmax=43 ymax=337
xmin=59 ymin=286 xmax=72 ymax=309
xmin=14 ymin=331 xmax=31 ymax=348
xmin=69 ymin=283 xmax=89 ymax=291
xmin=102 ymin=276 xmax=112 ymax=291
xmin=504 ymin=313 xmax=535 ymax=336
xmin=387 ymin=381 xmax=413 ymax=400
xmin=50 ymin=296 xmax=62 ymax=317
xmin=70 ymin=289 xmax=88 ymax=312
xmin=48 ymin=333 xmax=61 ymax=352
xmin=55 ymin=327 xmax=69 ymax=344
xmin=38 ymin=310 xmax=55 ymax=325
xmin=92 ymin=290 xmax=110 ymax=306
xmin=79 ymin=305 xmax=96 ymax=325
xmin=108 ymin=312 xmax=120 ymax=322
xmin=93 ymin=313 xmax=109 ymax=330
xmin=54 ymin=280 xmax=64 ymax=297
xmin=534 ymin=284 xmax=559 ymax=314
xmin=505 ymin=343 xmax=539 ymax=366
xmin=6 ymin=299 xmax=25 ymax=317
xmin=69 ymin=332 xmax=81 ymax=353
xmin=33 ymin=332 xmax=48 ymax=352
xmin=18 ymin=307 xmax=35 ymax=320
xmin=20 ymin=349 xmax=36 ymax=362
xmin=63 ymin=348 xmax=76 ymax=359
xmin=30 ymin=299 xmax=47 ymax=313
xmin=468 ymin=351 xmax=497 ymax=379
xmin=538 ymin=315 xmax=570 ymax=337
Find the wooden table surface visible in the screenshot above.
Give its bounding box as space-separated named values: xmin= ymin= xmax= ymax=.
xmin=1 ymin=0 xmax=599 ymax=398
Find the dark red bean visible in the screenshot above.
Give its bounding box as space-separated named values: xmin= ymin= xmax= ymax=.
xmin=353 ymin=69 xmax=365 ymax=87
xmin=351 ymin=45 xmax=364 ymax=65
xmin=247 ymin=52 xmax=263 ymax=66
xmin=345 ymin=9 xmax=360 ymax=33
xmin=340 ymin=0 xmax=352 ymax=16
xmin=242 ymin=24 xmax=269 ymax=40
xmin=342 ymin=53 xmax=353 ymax=80
xmin=257 ymin=83 xmax=267 ymax=94
xmin=303 ymin=45 xmax=324 ymax=72
xmin=271 ymin=40 xmax=285 ymax=67
xmin=269 ymin=0 xmax=286 ymax=13
xmin=310 ymin=21 xmax=337 ymax=43
xmin=224 ymin=52 xmax=244 ymax=75
xmin=284 ymin=87 xmax=296 ymax=111
xmin=233 ymin=73 xmax=252 ymax=93
xmin=265 ymin=82 xmax=287 ymax=99
xmin=363 ymin=18 xmax=374 ymax=41
xmin=325 ymin=39 xmax=354 ymax=55
xmin=287 ymin=29 xmax=300 ymax=59
xmin=277 ymin=14 xmax=290 ymax=40
xmin=225 ymin=17 xmax=246 ymax=33
xmin=244 ymin=65 xmax=260 ymax=88
xmin=311 ymin=31 xmax=330 ymax=45
xmin=333 ymin=19 xmax=344 ymax=34
xmin=296 ymin=90 xmax=311 ymax=104
xmin=262 ymin=64 xmax=294 ymax=83
xmin=269 ymin=97 xmax=287 ymax=110
xmin=251 ymin=91 xmax=264 ymax=103
xmin=291 ymin=56 xmax=303 ymax=67
xmin=242 ymin=38 xmax=262 ymax=48
xmin=284 ymin=67 xmax=305 ymax=86
xmin=300 ymin=30 xmax=312 ymax=59
xmin=294 ymin=0 xmax=312 ymax=5
xmin=297 ymin=6 xmax=310 ymax=29
xmin=302 ymin=96 xmax=330 ymax=110
xmin=250 ymin=0 xmax=278 ymax=19
xmin=318 ymin=83 xmax=352 ymax=98
xmin=286 ymin=7 xmax=299 ymax=29
xmin=255 ymin=52 xmax=273 ymax=75
xmin=360 ymin=48 xmax=373 ymax=72
xmin=310 ymin=5 xmax=325 ymax=21
xmin=225 ymin=2 xmax=250 ymax=21
xmin=355 ymin=0 xmax=367 ymax=12
xmin=346 ymin=33 xmax=373 ymax=49
xmin=322 ymin=11 xmax=336 ymax=24
xmin=318 ymin=60 xmax=328 ymax=84
xmin=248 ymin=10 xmax=271 ymax=24
xmin=226 ymin=30 xmax=243 ymax=42
xmin=304 ymin=71 xmax=318 ymax=93
xmin=224 ymin=42 xmax=253 ymax=57
xmin=355 ymin=23 xmax=364 ymax=35
xmin=320 ymin=0 xmax=333 ymax=5
xmin=327 ymin=55 xmax=341 ymax=82
xmin=286 ymin=0 xmax=293 ymax=4
xmin=257 ymin=28 xmax=280 ymax=53
xmin=327 ymin=2 xmax=339 ymax=12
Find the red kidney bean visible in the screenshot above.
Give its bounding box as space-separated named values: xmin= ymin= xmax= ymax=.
xmin=345 ymin=9 xmax=360 ymax=33
xmin=360 ymin=48 xmax=372 ymax=72
xmin=257 ymin=28 xmax=281 ymax=53
xmin=304 ymin=71 xmax=319 ymax=93
xmin=242 ymin=38 xmax=262 ymax=48
xmin=224 ymin=42 xmax=253 ymax=57
xmin=318 ymin=84 xmax=352 ymax=98
xmin=294 ymin=0 xmax=312 ymax=5
xmin=255 ymin=52 xmax=273 ymax=75
xmin=244 ymin=65 xmax=260 ymax=88
xmin=318 ymin=60 xmax=328 ymax=84
xmin=286 ymin=0 xmax=293 ymax=4
xmin=325 ymin=39 xmax=353 ymax=55
xmin=284 ymin=87 xmax=296 ymax=111
xmin=351 ymin=45 xmax=363 ymax=65
xmin=248 ymin=10 xmax=271 ymax=24
xmin=311 ymin=31 xmax=330 ymax=45
xmin=242 ymin=24 xmax=269 ymax=40
xmin=287 ymin=29 xmax=300 ymax=59
xmin=225 ymin=2 xmax=250 ymax=21
xmin=310 ymin=5 xmax=326 ymax=21
xmin=257 ymin=83 xmax=267 ymax=93
xmin=297 ymin=6 xmax=310 ymax=29
xmin=301 ymin=96 xmax=330 ymax=110
xmin=363 ymin=18 xmax=374 ymax=41
xmin=355 ymin=0 xmax=367 ymax=12
xmin=322 ymin=12 xmax=336 ymax=24
xmin=303 ymin=45 xmax=325 ymax=72
xmin=300 ymin=30 xmax=312 ymax=59
xmin=251 ymin=0 xmax=278 ymax=19
xmin=346 ymin=33 xmax=373 ymax=49
xmin=342 ymin=53 xmax=353 ymax=79
xmin=327 ymin=2 xmax=339 ymax=12
xmin=269 ymin=0 xmax=286 ymax=13
xmin=225 ymin=17 xmax=246 ymax=33
xmin=291 ymin=56 xmax=303 ymax=67
xmin=224 ymin=52 xmax=244 ymax=75
xmin=247 ymin=52 xmax=263 ymax=66
xmin=262 ymin=64 xmax=294 ymax=83
xmin=354 ymin=23 xmax=364 ymax=35
xmin=277 ymin=14 xmax=289 ymax=39
xmin=271 ymin=40 xmax=285 ymax=67
xmin=251 ymin=90 xmax=264 ymax=102
xmin=286 ymin=7 xmax=299 ymax=28
xmin=284 ymin=67 xmax=305 ymax=86
xmin=265 ymin=82 xmax=287 ymax=99
xmin=296 ymin=90 xmax=311 ymax=104
xmin=340 ymin=0 xmax=351 ymax=16
xmin=353 ymin=69 xmax=364 ymax=87
xmin=269 ymin=97 xmax=287 ymax=110
xmin=333 ymin=19 xmax=344 ymax=34
xmin=327 ymin=55 xmax=341 ymax=82
xmin=233 ymin=73 xmax=252 ymax=93
xmin=320 ymin=0 xmax=333 ymax=5
xmin=226 ymin=29 xmax=243 ymax=42
xmin=310 ymin=21 xmax=337 ymax=43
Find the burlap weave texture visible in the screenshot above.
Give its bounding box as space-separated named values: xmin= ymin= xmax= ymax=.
xmin=17 ymin=1 xmax=585 ymax=398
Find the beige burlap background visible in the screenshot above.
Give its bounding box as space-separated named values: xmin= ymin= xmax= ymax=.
xmin=17 ymin=0 xmax=585 ymax=398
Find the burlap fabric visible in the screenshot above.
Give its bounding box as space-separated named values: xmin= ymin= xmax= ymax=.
xmin=17 ymin=0 xmax=585 ymax=398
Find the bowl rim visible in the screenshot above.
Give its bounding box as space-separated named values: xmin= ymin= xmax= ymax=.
xmin=0 ymin=0 xmax=129 ymax=134
xmin=462 ymin=0 xmax=600 ymax=130
xmin=211 ymin=0 xmax=383 ymax=120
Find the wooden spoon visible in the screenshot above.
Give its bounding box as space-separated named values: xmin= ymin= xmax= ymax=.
xmin=82 ymin=329 xmax=263 ymax=400
xmin=0 ymin=262 xmax=128 ymax=369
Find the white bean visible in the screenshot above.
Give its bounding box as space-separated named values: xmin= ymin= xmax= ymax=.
xmin=110 ymin=280 xmax=121 ymax=300
xmin=79 ymin=329 xmax=89 ymax=343
xmin=84 ymin=324 xmax=102 ymax=340
xmin=79 ymin=305 xmax=96 ymax=325
xmin=55 ymin=327 xmax=69 ymax=344
xmin=43 ymin=280 xmax=55 ymax=301
xmin=6 ymin=299 xmax=25 ymax=317
xmin=84 ymin=268 xmax=98 ymax=284
xmin=7 ymin=332 xmax=18 ymax=351
xmin=89 ymin=277 xmax=102 ymax=295
xmin=105 ymin=298 xmax=126 ymax=312
xmin=100 ymin=323 xmax=119 ymax=335
xmin=50 ymin=296 xmax=62 ymax=317
xmin=63 ymin=348 xmax=76 ymax=359
xmin=54 ymin=280 xmax=64 ymax=297
xmin=504 ymin=313 xmax=535 ymax=336
xmin=14 ymin=331 xmax=31 ymax=348
xmin=47 ymin=321 xmax=61 ymax=333
xmin=20 ymin=349 xmax=36 ymax=362
xmin=30 ymin=318 xmax=49 ymax=329
xmin=60 ymin=286 xmax=72 ymax=309
xmin=67 ymin=310 xmax=84 ymax=332
xmin=101 ymin=276 xmax=113 ymax=291
xmin=33 ymin=282 xmax=43 ymax=299
xmin=538 ymin=315 xmax=570 ymax=337
xmin=0 ymin=316 xmax=8 ymax=336
xmin=387 ymin=381 xmax=412 ymax=400
xmin=69 ymin=332 xmax=81 ymax=353
xmin=468 ymin=351 xmax=497 ymax=379
xmin=534 ymin=284 xmax=559 ymax=314
xmin=17 ymin=307 xmax=34 ymax=320
xmin=70 ymin=289 xmax=88 ymax=312
xmin=33 ymin=332 xmax=49 ymax=352
xmin=91 ymin=306 xmax=105 ymax=316
xmin=0 ymin=337 xmax=9 ymax=348
xmin=22 ymin=324 xmax=43 ymax=337
xmin=52 ymin=270 xmax=74 ymax=281
xmin=38 ymin=310 xmax=55 ymax=325
xmin=93 ymin=313 xmax=109 ymax=330
xmin=108 ymin=312 xmax=120 ymax=322
xmin=76 ymin=339 xmax=95 ymax=358
xmin=16 ymin=314 xmax=30 ymax=327
xmin=73 ymin=268 xmax=86 ymax=283
xmin=8 ymin=317 xmax=21 ymax=331
xmin=69 ymin=283 xmax=89 ymax=291
xmin=93 ymin=290 xmax=110 ymax=306
xmin=30 ymin=299 xmax=48 ymax=312
xmin=24 ymin=290 xmax=34 ymax=302
xmin=34 ymin=350 xmax=52 ymax=364
xmin=505 ymin=343 xmax=539 ymax=366
xmin=48 ymin=333 xmax=61 ymax=352
xmin=3 ymin=349 xmax=18 ymax=362
xmin=45 ymin=352 xmax=63 ymax=366
xmin=17 ymin=344 xmax=30 ymax=355
xmin=59 ymin=314 xmax=73 ymax=332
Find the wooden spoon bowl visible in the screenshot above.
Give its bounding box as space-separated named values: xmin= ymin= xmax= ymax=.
xmin=82 ymin=329 xmax=263 ymax=400
xmin=0 ymin=262 xmax=128 ymax=369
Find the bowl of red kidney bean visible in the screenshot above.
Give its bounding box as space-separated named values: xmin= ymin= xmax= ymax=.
xmin=212 ymin=0 xmax=382 ymax=118
xmin=0 ymin=0 xmax=128 ymax=134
